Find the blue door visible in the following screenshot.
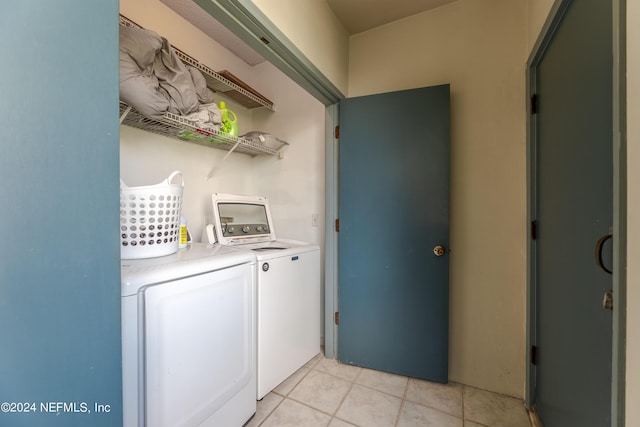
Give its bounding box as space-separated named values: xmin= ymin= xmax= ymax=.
xmin=0 ymin=1 xmax=122 ymax=425
xmin=532 ymin=0 xmax=613 ymax=424
xmin=338 ymin=85 xmax=450 ymax=381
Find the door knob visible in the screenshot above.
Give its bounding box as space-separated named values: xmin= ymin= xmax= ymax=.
xmin=433 ymin=245 xmax=446 ymax=257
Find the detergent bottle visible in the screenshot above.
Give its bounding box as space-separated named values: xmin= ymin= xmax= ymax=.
xmin=218 ymin=101 xmax=238 ymax=137
xmin=179 ymin=214 xmax=188 ymax=249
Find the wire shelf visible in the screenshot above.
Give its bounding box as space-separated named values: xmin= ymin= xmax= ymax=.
xmin=119 ymin=102 xmax=286 ymax=156
xmin=119 ymin=15 xmax=273 ymax=111
xmin=118 ymin=15 xmax=286 ymax=157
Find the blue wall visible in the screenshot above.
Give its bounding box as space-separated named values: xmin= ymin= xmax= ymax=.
xmin=0 ymin=1 xmax=122 ymax=426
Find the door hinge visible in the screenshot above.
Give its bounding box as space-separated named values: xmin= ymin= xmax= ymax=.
xmin=335 ymin=218 xmax=340 ymax=232
xmin=334 ymin=311 xmax=340 ymax=325
xmin=530 ymin=94 xmax=538 ymax=114
xmin=531 ymin=220 xmax=537 ymax=240
xmin=335 ymin=125 xmax=340 ymax=139
xmin=531 ymin=345 xmax=538 ymax=366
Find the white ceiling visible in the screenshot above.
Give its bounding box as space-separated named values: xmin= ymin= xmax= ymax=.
xmin=327 ymin=0 xmax=460 ymax=34
xmin=160 ymin=0 xmax=460 ymax=65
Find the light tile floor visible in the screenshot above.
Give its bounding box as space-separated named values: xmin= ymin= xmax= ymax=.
xmin=246 ymin=354 xmax=532 ymax=427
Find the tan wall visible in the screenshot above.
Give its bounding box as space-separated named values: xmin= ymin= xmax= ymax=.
xmin=527 ymin=0 xmax=555 ymax=54
xmin=626 ymin=1 xmax=639 ymax=424
xmin=251 ymin=0 xmax=350 ymax=95
xmin=348 ymin=0 xmax=528 ymax=398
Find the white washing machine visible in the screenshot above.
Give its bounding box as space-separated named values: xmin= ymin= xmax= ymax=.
xmin=121 ymin=243 xmax=257 ymax=427
xmin=209 ymin=193 xmax=321 ymax=400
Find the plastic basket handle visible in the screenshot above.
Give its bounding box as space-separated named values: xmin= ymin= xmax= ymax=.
xmin=119 ymin=171 xmax=183 ymax=189
xmin=165 ymin=170 xmax=184 ymax=187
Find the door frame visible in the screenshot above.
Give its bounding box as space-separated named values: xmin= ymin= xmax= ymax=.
xmin=525 ymin=0 xmax=627 ymax=424
xmin=324 ymin=102 xmax=340 ymax=359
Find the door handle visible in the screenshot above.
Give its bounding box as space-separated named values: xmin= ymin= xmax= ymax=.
xmin=595 ymin=232 xmax=613 ymax=274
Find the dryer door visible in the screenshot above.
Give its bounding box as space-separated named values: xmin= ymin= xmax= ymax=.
xmin=142 ymin=264 xmax=255 ymax=427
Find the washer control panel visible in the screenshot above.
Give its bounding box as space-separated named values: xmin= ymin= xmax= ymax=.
xmin=222 ymin=223 xmax=270 ymax=236
xmin=212 ymin=193 xmax=277 ymax=245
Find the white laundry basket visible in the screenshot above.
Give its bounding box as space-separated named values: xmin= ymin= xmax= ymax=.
xmin=120 ymin=171 xmax=184 ymax=259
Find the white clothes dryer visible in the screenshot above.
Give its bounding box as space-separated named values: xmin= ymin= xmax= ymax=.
xmin=121 ymin=243 xmax=256 ymax=427
xmin=210 ymin=194 xmax=321 ymax=400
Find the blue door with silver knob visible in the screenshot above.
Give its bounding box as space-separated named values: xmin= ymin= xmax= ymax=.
xmin=338 ymin=85 xmax=450 ymax=381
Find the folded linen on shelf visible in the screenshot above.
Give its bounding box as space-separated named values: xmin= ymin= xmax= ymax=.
xmin=182 ymin=103 xmax=222 ymax=130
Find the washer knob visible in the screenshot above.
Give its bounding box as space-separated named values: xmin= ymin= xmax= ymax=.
xmin=242 ymin=226 xmax=250 ymax=233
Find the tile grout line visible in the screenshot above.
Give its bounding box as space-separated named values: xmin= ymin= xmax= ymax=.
xmin=256 ymin=357 xmax=318 ymax=426
xmin=392 ymin=375 xmax=411 ymax=427
xmin=328 ymin=364 xmax=361 ymax=425
xmin=260 ymin=357 xmax=529 ymax=427
xmin=266 ymin=360 xmax=363 ymax=425
xmin=255 ymin=395 xmax=283 ymax=427
xmin=462 ymin=384 xmax=466 ymax=426
xmin=320 ymin=365 xmax=467 ymax=426
xmin=401 ymin=378 xmax=467 ymax=424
